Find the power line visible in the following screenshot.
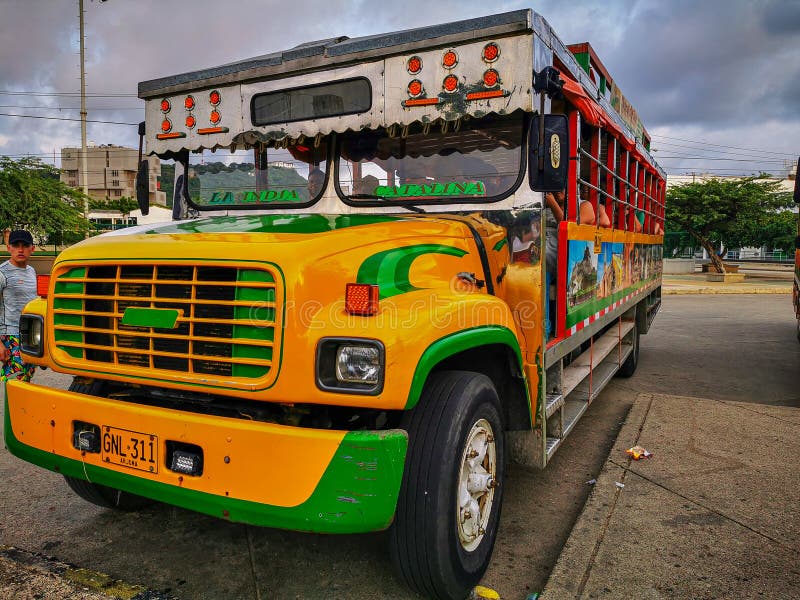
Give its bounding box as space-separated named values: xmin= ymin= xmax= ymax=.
xmin=651 ymin=133 xmax=798 ymax=158
xmin=0 ymin=91 xmax=135 ymax=97
xmin=0 ymin=105 xmax=142 ymax=111
xmin=0 ymin=112 xmax=137 ymax=125
xmin=653 ymin=141 xmax=790 ymax=161
xmin=656 ymin=156 xmax=788 ymax=163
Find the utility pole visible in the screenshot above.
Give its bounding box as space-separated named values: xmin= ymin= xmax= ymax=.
xmin=78 ymin=0 xmax=89 ymax=223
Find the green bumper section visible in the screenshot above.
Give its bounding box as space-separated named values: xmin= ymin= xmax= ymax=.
xmin=3 ymin=392 xmax=408 ymax=534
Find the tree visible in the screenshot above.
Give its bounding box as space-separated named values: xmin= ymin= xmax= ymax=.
xmin=0 ymin=157 xmax=89 ymax=242
xmin=665 ymin=175 xmax=793 ymax=273
xmin=89 ymin=196 xmax=139 ymax=217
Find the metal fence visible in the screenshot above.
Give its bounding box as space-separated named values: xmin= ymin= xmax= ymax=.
xmin=663 ymin=232 xmax=793 ymax=264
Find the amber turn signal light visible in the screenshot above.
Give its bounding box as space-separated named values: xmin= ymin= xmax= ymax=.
xmin=345 ymin=283 xmax=379 ymax=316
xmin=36 ymin=274 xmax=50 ymax=298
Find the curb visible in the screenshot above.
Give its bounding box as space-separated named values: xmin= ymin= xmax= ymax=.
xmin=663 ymin=287 xmax=792 ymax=295
xmin=0 ymin=545 xmax=175 ymax=600
xmin=541 ymin=393 xmax=654 ymax=598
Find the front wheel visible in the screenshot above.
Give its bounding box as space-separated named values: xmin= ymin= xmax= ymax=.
xmin=389 ymin=371 xmax=505 ymax=600
xmin=63 ymin=378 xmax=154 ymax=511
xmin=64 ymin=475 xmax=153 ymax=511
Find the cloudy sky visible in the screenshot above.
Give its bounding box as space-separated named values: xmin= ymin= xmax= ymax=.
xmin=1 ymin=0 xmax=798 ymax=178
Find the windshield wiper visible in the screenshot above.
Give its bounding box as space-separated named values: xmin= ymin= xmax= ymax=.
xmin=349 ymin=194 xmax=425 ymax=213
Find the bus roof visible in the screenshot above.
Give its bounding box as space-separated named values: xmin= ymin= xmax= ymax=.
xmin=138 ymin=9 xmax=534 ymax=99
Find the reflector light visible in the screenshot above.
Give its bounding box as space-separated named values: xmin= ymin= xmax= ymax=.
xmin=185 ymin=115 xmax=196 ymax=129
xmin=403 ymin=97 xmax=440 ymax=107
xmin=184 ymin=95 xmax=195 ymax=110
xmin=443 ymin=74 xmax=459 ymax=92
xmin=156 ymin=132 xmax=187 ymax=139
xmin=36 ymin=274 xmax=50 ymax=297
xmin=407 ymin=79 xmax=423 ymax=98
xmin=160 ymin=99 xmax=170 ymax=113
xmin=209 ymin=90 xmax=221 ymax=105
xmin=442 ymin=50 xmax=458 ymax=69
xmin=466 ymin=89 xmax=507 ymax=101
xmin=407 ymin=56 xmax=423 ymax=74
xmin=482 ymin=42 xmax=500 ymax=62
xmin=483 ymin=69 xmax=500 ymax=88
xmin=197 ymin=127 xmax=229 ymax=135
xmin=210 ymin=110 xmax=221 ymax=124
xmin=345 ymin=283 xmax=379 ymax=316
xmin=160 ymin=118 xmax=172 ymax=133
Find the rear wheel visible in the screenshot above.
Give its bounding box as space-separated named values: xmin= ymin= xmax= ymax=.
xmin=617 ymin=321 xmax=640 ymax=378
xmin=389 ymin=371 xmax=505 ymax=600
xmin=63 ymin=378 xmax=153 ymax=511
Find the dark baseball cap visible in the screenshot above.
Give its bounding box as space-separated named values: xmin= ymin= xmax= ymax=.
xmin=8 ymin=230 xmax=33 ymax=245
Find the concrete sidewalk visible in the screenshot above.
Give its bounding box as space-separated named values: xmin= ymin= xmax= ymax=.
xmin=541 ymin=392 xmax=800 ymax=598
xmin=662 ymin=271 xmax=794 ymax=295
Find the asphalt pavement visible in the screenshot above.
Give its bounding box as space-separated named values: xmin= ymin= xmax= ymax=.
xmin=540 ymin=266 xmax=800 ymax=599
xmin=2 ymin=266 xmax=797 ymax=600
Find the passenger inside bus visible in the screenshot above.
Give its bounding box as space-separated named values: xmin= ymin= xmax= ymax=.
xmin=578 ymin=185 xmax=611 ymax=227
xmin=307 ymin=168 xmax=325 ymax=197
xmin=354 ymin=174 xmax=379 ymax=195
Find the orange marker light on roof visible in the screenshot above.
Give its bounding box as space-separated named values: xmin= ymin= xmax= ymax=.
xmin=345 ymin=283 xmax=379 ymax=316
xmin=407 ymin=79 xmax=423 ymax=98
xmin=483 ymin=42 xmax=500 ymax=63
xmin=160 ymin=99 xmax=171 ymax=113
xmin=185 ymin=115 xmax=196 ymax=129
xmin=442 ymin=50 xmax=458 ymax=69
xmin=483 ymin=69 xmax=500 ymax=88
xmin=209 ymin=90 xmax=221 ymax=106
xmin=184 ymin=95 xmax=195 ymax=110
xmin=443 ymin=74 xmax=459 ymax=93
xmin=161 ymin=118 xmax=172 ymax=133
xmin=210 ymin=110 xmax=221 ymax=124
xmin=407 ymin=56 xmax=422 ymax=75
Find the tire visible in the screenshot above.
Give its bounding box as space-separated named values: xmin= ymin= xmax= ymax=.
xmin=617 ymin=321 xmax=640 ymax=378
xmin=64 ymin=475 xmax=153 ymax=511
xmin=389 ymin=371 xmax=505 ymax=600
xmin=63 ymin=378 xmax=154 ymax=511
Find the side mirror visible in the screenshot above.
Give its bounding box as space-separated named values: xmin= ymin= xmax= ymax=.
xmin=529 ymin=114 xmax=569 ymax=192
xmin=793 ymin=156 xmax=799 ymax=204
xmin=135 ymin=160 xmax=150 ymax=216
xmin=795 ymin=235 xmax=800 ymax=250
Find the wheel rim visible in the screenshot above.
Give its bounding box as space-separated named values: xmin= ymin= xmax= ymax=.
xmin=456 ymin=417 xmax=498 ymax=552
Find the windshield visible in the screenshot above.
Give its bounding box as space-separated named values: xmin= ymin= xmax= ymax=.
xmin=337 ymin=113 xmax=525 ymax=206
xmin=168 ymin=139 xmax=329 ymax=210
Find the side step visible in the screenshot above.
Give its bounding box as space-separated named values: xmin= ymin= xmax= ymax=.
xmin=541 ymin=319 xmax=635 ymax=466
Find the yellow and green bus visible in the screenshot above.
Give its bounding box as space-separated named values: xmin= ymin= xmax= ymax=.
xmin=7 ymin=9 xmax=665 ymax=599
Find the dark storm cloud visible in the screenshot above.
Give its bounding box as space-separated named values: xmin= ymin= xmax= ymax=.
xmin=761 ymin=0 xmax=800 ymax=34
xmin=0 ymin=0 xmax=797 ymax=175
xmin=593 ymin=0 xmax=800 ymax=129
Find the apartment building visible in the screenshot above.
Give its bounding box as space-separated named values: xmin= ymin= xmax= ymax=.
xmin=60 ymin=144 xmax=166 ymax=206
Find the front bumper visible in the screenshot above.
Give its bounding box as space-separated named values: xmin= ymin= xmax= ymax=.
xmin=4 ymin=380 xmax=407 ymax=533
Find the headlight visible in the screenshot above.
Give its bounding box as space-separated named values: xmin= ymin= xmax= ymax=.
xmin=19 ymin=314 xmax=44 ymax=357
xmin=336 ymin=345 xmax=381 ymax=384
xmin=316 ymin=338 xmax=385 ymax=394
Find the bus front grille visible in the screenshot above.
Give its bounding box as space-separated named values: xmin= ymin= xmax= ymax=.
xmin=51 ymin=263 xmax=280 ymax=386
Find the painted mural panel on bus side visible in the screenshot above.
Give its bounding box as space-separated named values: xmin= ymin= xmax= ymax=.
xmin=566 ymin=240 xmax=662 ymax=329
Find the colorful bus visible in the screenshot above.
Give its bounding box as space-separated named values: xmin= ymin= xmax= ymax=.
xmin=794 ymin=157 xmax=800 ymax=341
xmin=6 ymin=10 xmax=665 ymax=599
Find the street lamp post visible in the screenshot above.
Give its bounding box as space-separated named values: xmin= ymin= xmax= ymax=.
xmin=78 ymin=0 xmax=89 ymax=223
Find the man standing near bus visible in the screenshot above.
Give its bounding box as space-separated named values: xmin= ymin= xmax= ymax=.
xmin=1 ymin=229 xmax=37 ymax=382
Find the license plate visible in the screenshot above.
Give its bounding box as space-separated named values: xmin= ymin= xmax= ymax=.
xmin=101 ymin=426 xmax=158 ymax=473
